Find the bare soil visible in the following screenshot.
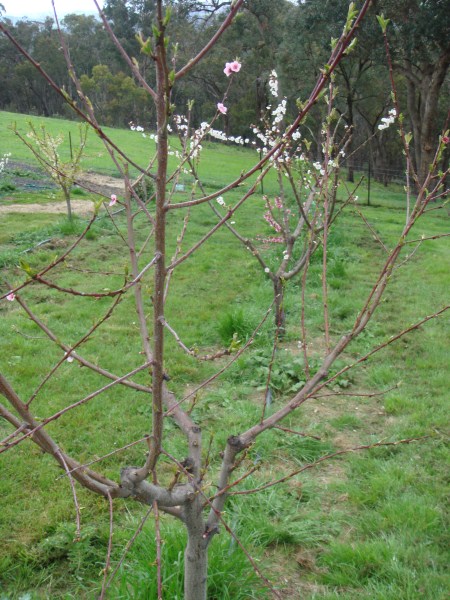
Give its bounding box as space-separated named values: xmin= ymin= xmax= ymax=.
xmin=0 ymin=199 xmax=96 ymax=216
xmin=0 ymin=171 xmax=124 ymax=216
xmin=78 ymin=172 xmax=124 ymax=196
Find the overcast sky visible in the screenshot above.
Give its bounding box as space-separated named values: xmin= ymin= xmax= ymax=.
xmin=3 ymin=0 xmax=104 ymax=19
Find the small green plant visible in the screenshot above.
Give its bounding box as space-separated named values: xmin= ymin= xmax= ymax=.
xmin=133 ymin=174 xmax=155 ymax=202
xmin=217 ymin=308 xmax=256 ymax=347
xmin=0 ymin=180 xmax=16 ymax=193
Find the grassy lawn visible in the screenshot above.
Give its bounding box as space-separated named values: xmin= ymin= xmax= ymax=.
xmin=0 ymin=112 xmax=449 ymax=599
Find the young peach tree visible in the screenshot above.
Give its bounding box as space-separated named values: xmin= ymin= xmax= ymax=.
xmin=13 ymin=121 xmax=88 ymax=220
xmin=0 ymin=2 xmax=448 ymax=598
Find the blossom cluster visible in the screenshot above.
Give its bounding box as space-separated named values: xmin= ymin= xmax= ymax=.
xmin=129 ymin=121 xmax=159 ymax=142
xmin=0 ymin=152 xmax=11 ymax=176
xmin=378 ymin=108 xmax=397 ymax=131
xmin=26 ymin=131 xmax=64 ymax=172
xmin=251 ymin=71 xmax=301 ymax=167
xmin=129 ymin=122 xmax=144 ymax=133
xmin=268 ymin=70 xmax=278 ymax=98
xmin=223 ymin=60 xmax=241 ymax=77
xmin=272 ymin=99 xmax=287 ymax=126
xmin=263 ymin=210 xmax=282 ymax=233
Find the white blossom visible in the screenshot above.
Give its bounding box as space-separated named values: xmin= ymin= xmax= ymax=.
xmin=269 ymin=70 xmax=279 ymax=98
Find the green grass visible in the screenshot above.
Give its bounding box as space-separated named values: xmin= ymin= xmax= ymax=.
xmin=0 ymin=113 xmax=449 ymax=598
xmin=0 ymin=110 xmax=265 ymax=191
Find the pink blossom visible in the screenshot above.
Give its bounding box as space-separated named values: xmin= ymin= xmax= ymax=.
xmin=274 ymin=196 xmax=283 ymax=210
xmin=263 ymin=211 xmax=282 ymax=232
xmin=224 ymin=63 xmax=233 ymax=76
xmin=6 ymin=292 xmax=15 ymax=302
xmin=224 ymin=60 xmax=241 ymax=77
xmin=109 ymin=194 xmax=117 ymax=207
xmin=443 ymin=136 xmax=449 ymax=144
xmin=217 ymin=103 xmax=227 ymax=114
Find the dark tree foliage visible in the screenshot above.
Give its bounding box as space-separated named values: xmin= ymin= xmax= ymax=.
xmin=374 ymin=0 xmax=450 ymax=184
xmin=0 ymin=0 xmax=448 ymax=178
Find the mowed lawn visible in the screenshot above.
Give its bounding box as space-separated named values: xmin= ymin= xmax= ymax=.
xmin=0 ymin=110 xmax=449 ymax=599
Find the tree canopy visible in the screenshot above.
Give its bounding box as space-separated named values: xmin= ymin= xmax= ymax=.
xmin=0 ymin=0 xmax=448 ymax=183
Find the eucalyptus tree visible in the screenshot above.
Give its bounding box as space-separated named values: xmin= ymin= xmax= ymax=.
xmin=0 ymin=18 xmax=67 ymax=115
xmin=375 ymin=0 xmax=450 ymax=186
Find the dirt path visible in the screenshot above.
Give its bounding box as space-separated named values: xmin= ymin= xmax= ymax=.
xmin=0 ymin=172 xmax=123 ymax=216
xmin=0 ymin=199 xmax=97 ymax=216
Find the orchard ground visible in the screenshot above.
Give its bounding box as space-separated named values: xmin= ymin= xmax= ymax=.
xmin=0 ymin=112 xmax=448 ymax=599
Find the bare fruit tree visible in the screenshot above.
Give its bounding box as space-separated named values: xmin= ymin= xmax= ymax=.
xmin=0 ymin=2 xmax=448 ymax=599
xmin=13 ymin=120 xmax=89 ymax=220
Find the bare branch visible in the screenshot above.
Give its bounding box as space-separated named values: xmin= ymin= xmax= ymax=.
xmin=230 ymin=436 xmax=430 ymax=496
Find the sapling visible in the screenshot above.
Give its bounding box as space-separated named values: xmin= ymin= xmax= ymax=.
xmin=12 ymin=121 xmax=88 ymax=220
xmin=0 ymin=2 xmax=448 ymax=599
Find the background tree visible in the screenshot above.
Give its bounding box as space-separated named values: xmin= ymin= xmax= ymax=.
xmin=13 ymin=121 xmax=88 ymax=220
xmin=375 ymin=0 xmax=450 ymax=186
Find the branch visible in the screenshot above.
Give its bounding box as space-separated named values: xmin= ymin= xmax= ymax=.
xmin=0 ymin=364 xmax=152 ymax=455
xmin=11 ymin=294 xmax=153 ymax=395
xmin=175 ymin=0 xmax=245 ymax=80
xmin=229 ymin=436 xmax=431 ymax=496
xmin=0 ymin=374 xmax=119 ymax=496
xmin=93 ymin=0 xmax=157 ymax=102
xmin=0 ymin=23 xmax=147 ymax=176
xmin=168 ymin=0 xmax=373 ymax=213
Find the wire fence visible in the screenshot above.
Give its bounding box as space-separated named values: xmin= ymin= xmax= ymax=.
xmin=1 ymin=157 xmax=417 ymax=212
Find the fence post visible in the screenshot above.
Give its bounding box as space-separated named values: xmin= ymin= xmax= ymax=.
xmin=69 ymin=131 xmax=73 ymax=161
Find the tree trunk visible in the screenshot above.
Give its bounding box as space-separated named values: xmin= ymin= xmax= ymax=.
xmin=274 ymin=277 xmax=285 ymax=335
xmin=63 ymin=189 xmax=72 ymax=220
xmin=402 ymin=47 xmax=450 ymax=187
xmin=184 ymin=499 xmax=208 ymax=600
xmin=184 ymin=532 xmax=208 ymax=600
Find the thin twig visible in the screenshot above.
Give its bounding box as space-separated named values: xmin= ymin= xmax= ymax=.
xmin=56 ymin=450 xmax=82 ymax=541
xmin=27 ymin=295 xmax=123 ymax=406
xmin=0 ymin=363 xmax=152 ymax=455
xmin=103 ymin=507 xmax=154 ymax=594
xmin=99 ymin=491 xmax=114 ymax=600
xmin=55 ymin=436 xmax=151 ymax=481
xmin=229 ymin=436 xmax=430 ymax=496
xmin=165 ymin=300 xmax=275 ymax=416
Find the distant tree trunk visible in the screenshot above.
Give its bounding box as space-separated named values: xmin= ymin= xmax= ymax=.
xmin=346 ymin=94 xmax=355 ymax=183
xmin=256 ymin=74 xmax=268 ymax=119
xmin=63 ymin=188 xmax=72 ymax=220
xmin=401 ymin=47 xmax=450 ymax=187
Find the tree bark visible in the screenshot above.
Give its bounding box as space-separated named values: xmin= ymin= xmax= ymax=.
xmin=184 ymin=498 xmax=208 ymax=600
xmin=401 ymin=47 xmax=450 ymax=187
xmin=274 ymin=277 xmax=285 ymax=334
xmin=63 ymin=188 xmax=72 ymax=220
